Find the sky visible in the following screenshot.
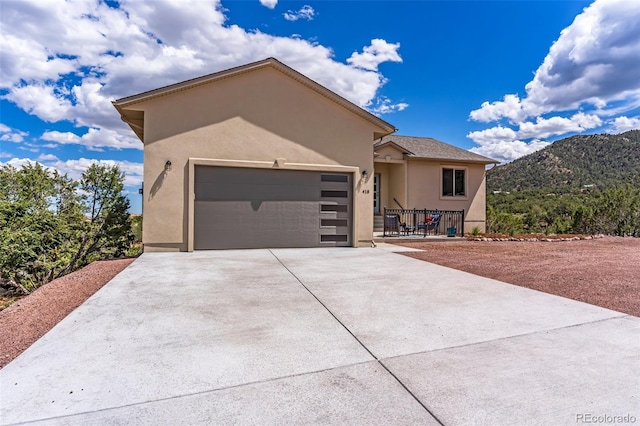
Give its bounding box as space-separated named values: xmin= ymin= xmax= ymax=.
xmin=1 ymin=0 xmax=639 ymax=214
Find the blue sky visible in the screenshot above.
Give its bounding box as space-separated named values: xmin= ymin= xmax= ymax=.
xmin=1 ymin=0 xmax=639 ymax=214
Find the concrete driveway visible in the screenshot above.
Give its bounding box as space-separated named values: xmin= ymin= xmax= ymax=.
xmin=1 ymin=247 xmax=638 ymax=425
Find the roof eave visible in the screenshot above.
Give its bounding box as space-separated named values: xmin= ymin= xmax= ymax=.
xmin=112 ymin=101 xmax=144 ymax=142
xmin=408 ymin=155 xmax=499 ymax=164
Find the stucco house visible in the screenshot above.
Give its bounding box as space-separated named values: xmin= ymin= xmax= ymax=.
xmin=113 ymin=58 xmax=396 ymax=251
xmin=113 ymin=58 xmax=496 ymax=251
xmin=373 ymin=135 xmax=498 ymax=233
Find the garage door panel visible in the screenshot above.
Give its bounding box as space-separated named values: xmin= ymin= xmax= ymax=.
xmin=195 ymin=203 xmax=321 ymax=249
xmin=196 ymin=168 xmax=320 ymax=199
xmin=195 ymin=200 xmax=320 ymax=233
xmin=198 ymin=182 xmax=320 ymax=203
xmin=194 ymin=167 xmax=352 ymax=249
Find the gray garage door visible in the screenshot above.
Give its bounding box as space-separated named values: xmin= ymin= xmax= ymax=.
xmin=194 ymin=166 xmax=352 ymax=249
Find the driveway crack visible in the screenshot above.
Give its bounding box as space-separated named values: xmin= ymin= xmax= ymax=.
xmin=268 ymin=250 xmax=445 ymax=426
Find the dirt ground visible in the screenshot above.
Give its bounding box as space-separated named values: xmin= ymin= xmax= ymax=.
xmin=399 ymin=236 xmax=640 ymax=317
xmin=0 ymin=258 xmax=135 ymax=369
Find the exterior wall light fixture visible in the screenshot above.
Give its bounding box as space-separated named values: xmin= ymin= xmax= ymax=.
xmin=164 ymin=160 xmax=172 ymax=172
xmin=362 ymin=170 xmax=368 ymax=178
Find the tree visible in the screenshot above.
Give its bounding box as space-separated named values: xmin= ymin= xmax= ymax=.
xmin=0 ymin=163 xmax=134 ymax=294
xmin=0 ymin=163 xmax=80 ymax=292
xmin=56 ymin=164 xmax=133 ymax=277
xmin=590 ymin=185 xmax=640 ymax=237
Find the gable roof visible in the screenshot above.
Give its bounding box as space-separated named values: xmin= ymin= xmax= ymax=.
xmin=373 ymin=140 xmax=414 ymax=156
xmin=375 ymin=135 xmax=498 ymax=164
xmin=113 ymin=57 xmax=397 ymax=142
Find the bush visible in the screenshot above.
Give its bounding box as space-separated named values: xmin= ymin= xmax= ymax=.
xmin=0 ymin=163 xmax=135 ymax=295
xmin=131 ymin=215 xmax=143 ymax=243
xmin=486 ymin=206 xmax=525 ymax=236
xmin=488 ymin=185 xmax=640 ymax=237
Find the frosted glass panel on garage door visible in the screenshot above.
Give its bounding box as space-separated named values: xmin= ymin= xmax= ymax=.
xmin=194 ymin=167 xmax=352 ymax=249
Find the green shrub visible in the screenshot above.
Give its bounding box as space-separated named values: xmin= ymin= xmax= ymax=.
xmin=0 ymin=163 xmax=135 ymax=295
xmin=486 ymin=206 xmax=525 ymax=235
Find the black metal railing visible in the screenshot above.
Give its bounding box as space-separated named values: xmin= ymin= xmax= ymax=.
xmin=382 ymin=208 xmax=464 ymax=237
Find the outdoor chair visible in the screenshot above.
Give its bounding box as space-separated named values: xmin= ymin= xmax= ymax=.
xmin=417 ymin=214 xmax=441 ymax=235
xmin=384 ymin=214 xmax=402 ymax=236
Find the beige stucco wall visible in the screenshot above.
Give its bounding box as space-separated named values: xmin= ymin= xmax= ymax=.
xmin=374 ymin=162 xmax=408 ymax=211
xmin=374 ymin=144 xmax=407 ymax=210
xmin=130 ymin=66 xmax=381 ymax=251
xmin=405 ymin=159 xmax=488 ymax=232
xmin=374 ymin=163 xmax=390 ymax=209
xmin=375 ymin=145 xmax=405 ymax=161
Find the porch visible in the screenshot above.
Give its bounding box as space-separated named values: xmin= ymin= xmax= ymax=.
xmin=375 ymin=208 xmax=465 ymax=238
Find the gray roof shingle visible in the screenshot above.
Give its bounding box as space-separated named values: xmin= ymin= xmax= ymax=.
xmin=374 ymin=135 xmax=498 ymax=164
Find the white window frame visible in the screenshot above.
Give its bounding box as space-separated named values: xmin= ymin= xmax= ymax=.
xmin=440 ymin=166 xmax=468 ymax=199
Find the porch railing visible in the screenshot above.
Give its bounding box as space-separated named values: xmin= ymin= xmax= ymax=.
xmin=382 ymin=208 xmax=465 ymax=237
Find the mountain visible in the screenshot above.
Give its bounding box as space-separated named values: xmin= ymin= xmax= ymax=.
xmin=487 ymin=130 xmax=640 ymax=192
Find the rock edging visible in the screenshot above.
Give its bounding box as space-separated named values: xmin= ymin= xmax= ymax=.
xmin=466 ymin=234 xmax=606 ymax=242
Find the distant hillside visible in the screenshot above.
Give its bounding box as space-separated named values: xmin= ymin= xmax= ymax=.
xmin=487 ymin=130 xmax=640 ymax=192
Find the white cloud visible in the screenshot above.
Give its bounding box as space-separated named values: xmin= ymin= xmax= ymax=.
xmin=0 ymin=157 xmax=37 ymax=169
xmin=0 ymin=123 xmax=29 ymax=143
xmin=469 ymin=94 xmax=525 ymax=123
xmin=0 ymin=0 xmax=405 ymax=152
xmin=4 ymin=84 xmax=73 ymax=123
xmin=347 ymin=39 xmax=402 ymax=72
xmin=471 ymin=0 xmax=640 ymax=123
xmin=516 ymin=112 xmax=602 ymax=140
xmin=370 ymin=97 xmax=409 ymax=115
xmin=71 ymin=80 xmax=128 ymax=130
xmin=41 ymin=130 xmax=81 ymax=145
xmin=611 ymin=116 xmax=640 ymax=132
xmin=0 ymin=33 xmax=77 ymax=87
xmin=48 ymin=158 xmax=143 ymax=187
xmin=470 ymin=140 xmax=550 ymax=164
xmin=284 ymin=5 xmax=315 ymax=21
xmin=37 ymin=153 xmax=59 ymax=161
xmin=468 ymin=0 xmax=640 ymax=161
xmin=466 ymin=113 xmax=600 ymax=163
xmin=0 ymin=152 xmax=13 ymax=159
xmin=80 ymin=128 xmax=142 ymax=150
xmin=259 ymin=0 xmax=278 ymax=9
xmin=42 ymin=128 xmax=142 ymax=151
xmin=0 ymin=156 xmax=144 ymax=188
xmin=523 ymin=0 xmax=640 ymax=116
xmin=467 ymin=126 xmax=518 ymax=146
xmin=467 ymin=124 xmax=556 ymax=163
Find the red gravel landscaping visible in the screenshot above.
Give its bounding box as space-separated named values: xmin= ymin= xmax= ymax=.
xmin=398 ymin=236 xmax=640 ymax=317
